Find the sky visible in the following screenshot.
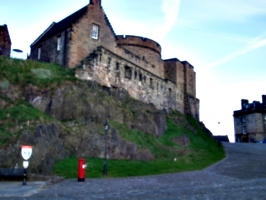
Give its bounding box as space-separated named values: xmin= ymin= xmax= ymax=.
xmin=1 ymin=0 xmax=266 ymax=142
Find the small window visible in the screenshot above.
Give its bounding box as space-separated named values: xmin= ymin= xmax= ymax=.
xmin=243 ymin=126 xmax=247 ymax=134
xmin=134 ymin=70 xmax=137 ymax=79
xmin=125 ymin=66 xmax=132 ymax=79
xmin=150 ymin=78 xmax=153 ymax=88
xmin=92 ymin=24 xmax=99 ymax=40
xmin=57 ymin=36 xmax=61 ymax=51
xmin=241 ymin=117 xmax=246 ymax=123
xmin=38 ymin=48 xmax=41 ymax=60
xmin=107 ymin=57 xmax=111 ymax=67
xmin=139 ymin=73 xmax=142 ymax=81
xmin=116 ymin=62 xmax=120 ymax=70
xmin=169 ymin=88 xmax=172 ymax=96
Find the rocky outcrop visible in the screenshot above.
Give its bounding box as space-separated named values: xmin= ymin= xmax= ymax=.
xmin=0 ymin=80 xmax=162 ymax=174
xmin=24 ymin=81 xmax=167 ymax=137
xmin=0 ymin=122 xmax=154 ymax=175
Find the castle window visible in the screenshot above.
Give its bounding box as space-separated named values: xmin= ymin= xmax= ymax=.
xmin=243 ymin=126 xmax=247 ymax=134
xmin=169 ymin=88 xmax=172 ymax=96
xmin=150 ymin=78 xmax=153 ymax=88
xmin=92 ymin=24 xmax=99 ymax=40
xmin=139 ymin=73 xmax=142 ymax=81
xmin=116 ymin=62 xmax=120 ymax=70
xmin=38 ymin=47 xmax=41 ymax=60
xmin=125 ymin=66 xmax=132 ymax=79
xmin=134 ymin=70 xmax=137 ymax=79
xmin=107 ymin=57 xmax=111 ymax=67
xmin=241 ymin=117 xmax=246 ymax=123
xmin=57 ymin=36 xmax=61 ymax=51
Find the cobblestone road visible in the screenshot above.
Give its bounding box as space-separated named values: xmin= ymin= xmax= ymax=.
xmin=3 ymin=142 xmax=266 ymax=199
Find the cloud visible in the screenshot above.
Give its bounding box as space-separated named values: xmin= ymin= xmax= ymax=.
xmin=176 ymin=0 xmax=266 ymax=29
xmin=151 ymin=0 xmax=181 ymax=41
xmin=205 ymin=33 xmax=266 ymax=69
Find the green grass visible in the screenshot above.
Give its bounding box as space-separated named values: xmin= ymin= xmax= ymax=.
xmin=0 ymin=56 xmax=76 ymax=88
xmin=0 ymin=56 xmax=77 ymax=145
xmin=0 ymin=57 xmax=225 ymax=178
xmin=53 ymin=116 xmax=225 ymax=178
xmin=0 ymin=96 xmax=54 ymax=145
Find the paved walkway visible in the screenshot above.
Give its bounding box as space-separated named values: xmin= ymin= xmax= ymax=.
xmin=1 ymin=142 xmax=266 ymax=199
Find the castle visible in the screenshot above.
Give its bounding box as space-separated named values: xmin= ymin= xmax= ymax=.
xmin=30 ymin=0 xmax=199 ymax=119
xmin=233 ymin=95 xmax=266 ymax=143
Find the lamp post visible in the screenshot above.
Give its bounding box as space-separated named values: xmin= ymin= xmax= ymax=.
xmin=103 ymin=120 xmax=109 ymax=176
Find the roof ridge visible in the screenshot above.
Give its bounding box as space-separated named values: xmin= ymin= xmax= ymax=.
xmin=103 ymin=10 xmax=116 ymax=39
xmin=31 ymin=5 xmax=88 ymax=46
xmin=30 ymin=22 xmax=56 ymax=46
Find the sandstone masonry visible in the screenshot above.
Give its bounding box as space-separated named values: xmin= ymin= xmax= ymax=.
xmin=233 ymin=95 xmax=266 ymax=142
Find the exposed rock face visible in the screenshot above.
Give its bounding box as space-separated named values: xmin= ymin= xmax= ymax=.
xmin=0 ymin=124 xmax=67 ymax=174
xmin=25 ymin=81 xmax=166 ymax=137
xmin=0 ymin=81 xmax=161 ymax=174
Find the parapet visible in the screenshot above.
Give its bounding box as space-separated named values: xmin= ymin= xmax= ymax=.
xmin=116 ymin=35 xmax=161 ymax=56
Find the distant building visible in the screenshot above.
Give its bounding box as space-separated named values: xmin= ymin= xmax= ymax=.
xmin=29 ymin=0 xmax=199 ymax=119
xmin=233 ymin=95 xmax=266 ymax=143
xmin=213 ymin=135 xmax=229 ymax=143
xmin=0 ymin=24 xmax=11 ymax=57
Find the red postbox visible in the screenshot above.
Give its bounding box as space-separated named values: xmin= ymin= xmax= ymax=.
xmin=78 ymin=158 xmax=86 ymax=182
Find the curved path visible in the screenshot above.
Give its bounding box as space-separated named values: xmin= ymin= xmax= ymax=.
xmin=3 ymin=143 xmax=266 ymax=199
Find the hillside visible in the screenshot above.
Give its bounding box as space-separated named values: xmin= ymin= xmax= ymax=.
xmin=0 ymin=56 xmax=224 ymax=177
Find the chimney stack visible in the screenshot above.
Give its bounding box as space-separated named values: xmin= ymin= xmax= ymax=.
xmin=90 ymin=0 xmax=101 ymax=6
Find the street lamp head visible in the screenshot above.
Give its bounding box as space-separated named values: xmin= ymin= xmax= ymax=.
xmin=104 ymin=120 xmax=109 ymax=131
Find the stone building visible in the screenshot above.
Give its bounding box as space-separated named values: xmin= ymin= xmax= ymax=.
xmin=0 ymin=24 xmax=11 ymax=57
xmin=30 ymin=0 xmax=199 ymax=119
xmin=233 ymin=95 xmax=266 ymax=143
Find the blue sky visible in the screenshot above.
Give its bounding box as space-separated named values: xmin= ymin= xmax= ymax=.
xmin=1 ymin=0 xmax=266 ymax=142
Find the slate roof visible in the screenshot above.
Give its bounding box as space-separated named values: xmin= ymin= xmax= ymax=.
xmin=31 ymin=4 xmax=116 ymax=47
xmin=31 ymin=6 xmax=87 ymax=46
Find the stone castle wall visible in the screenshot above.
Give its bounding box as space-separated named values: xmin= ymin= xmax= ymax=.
xmin=31 ymin=29 xmax=68 ymax=64
xmin=68 ymin=3 xmax=117 ymax=68
xmin=76 ymin=46 xmax=178 ymax=111
xmin=116 ymin=35 xmax=164 ymax=78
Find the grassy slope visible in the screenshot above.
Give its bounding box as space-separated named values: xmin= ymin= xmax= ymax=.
xmin=54 ymin=116 xmax=224 ymax=178
xmin=0 ymin=56 xmax=225 ymax=178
